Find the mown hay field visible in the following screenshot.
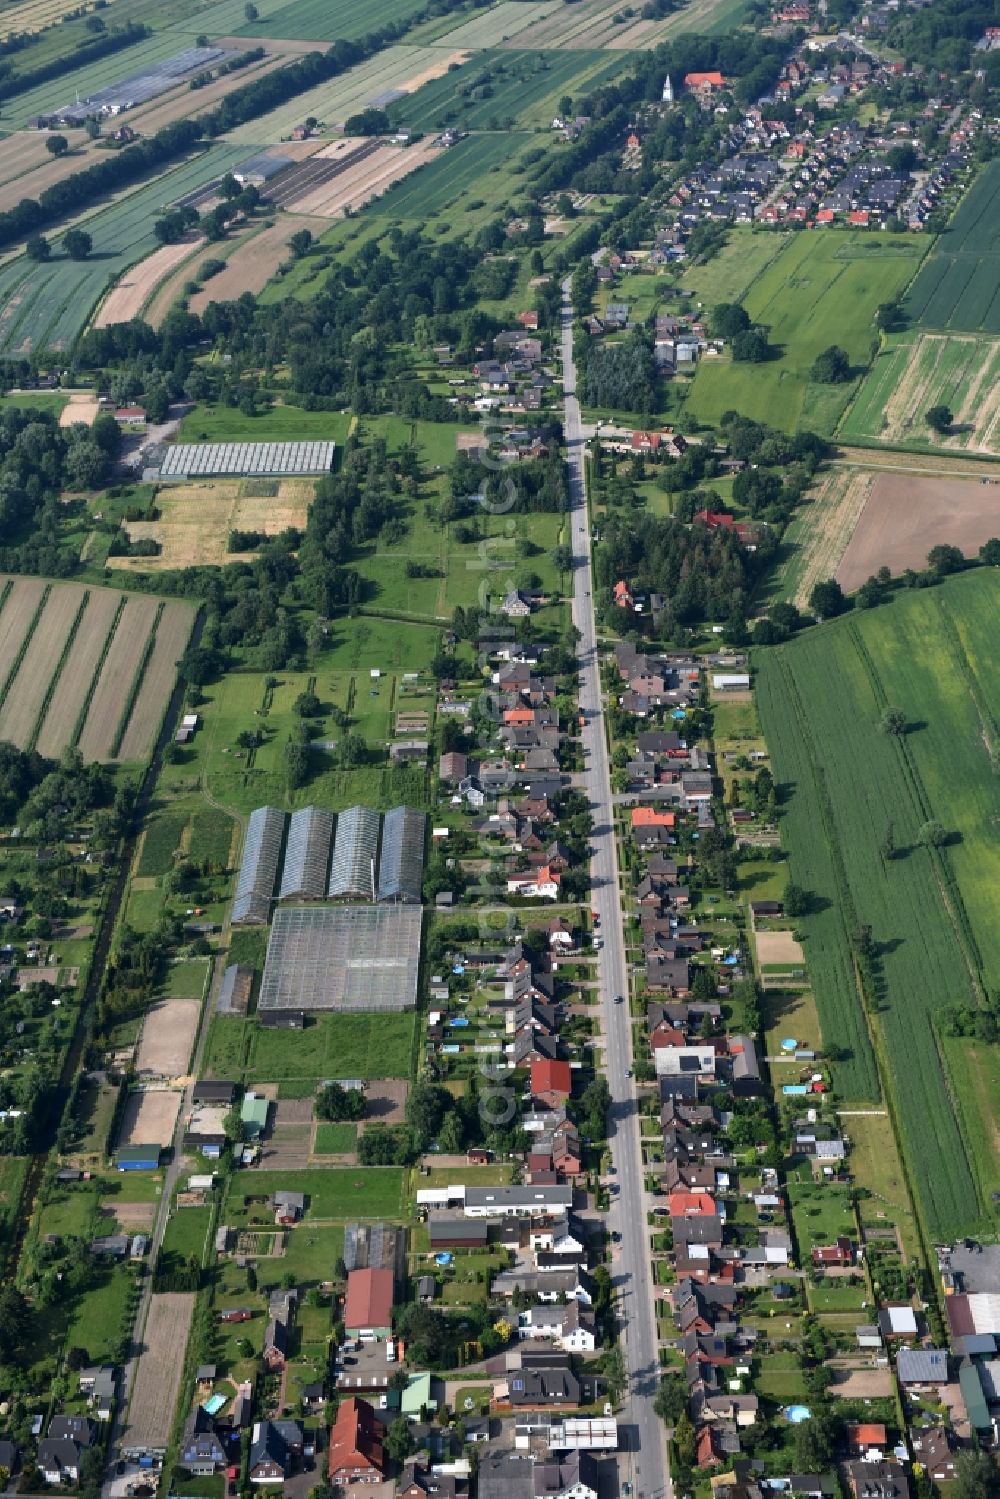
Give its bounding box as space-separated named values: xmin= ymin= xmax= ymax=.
xmin=108 ymin=478 xmax=313 ymax=570
xmin=905 ymin=159 xmax=1000 ymax=332
xmin=756 ymin=570 xmax=1000 ymax=1238
xmin=841 ymin=331 xmax=1000 ymax=453
xmin=685 ymin=232 xmax=926 ymax=434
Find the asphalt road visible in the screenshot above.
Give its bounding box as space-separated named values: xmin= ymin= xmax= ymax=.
xmin=560 ymin=281 xmax=670 ymax=1499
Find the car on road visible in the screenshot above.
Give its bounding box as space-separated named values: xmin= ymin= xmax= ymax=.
xmin=607 ymin=1164 xmax=616 ymax=1174
xmin=615 ymin=993 xmax=625 ymax=1005
xmin=593 ymin=936 xmax=603 ymax=949
xmin=625 ymin=1068 xmax=633 ymax=1079
xmin=612 ymin=1230 xmax=621 ymax=1243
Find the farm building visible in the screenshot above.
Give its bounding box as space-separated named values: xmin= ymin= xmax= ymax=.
xmin=258 ymin=904 xmax=422 ymax=1013
xmin=232 ymin=807 xmax=286 ymax=924
xmin=377 ymin=806 xmax=426 ymax=904
xmin=115 ymin=1144 xmax=160 ymax=1171
xmin=328 ymin=805 xmax=381 ymax=899
xmin=344 ymin=1268 xmax=394 ymax=1339
xmin=279 ymin=806 xmax=334 ymax=901
xmin=158 ymin=441 xmax=336 ymax=480
xmin=217 ymin=963 xmax=253 ymax=1016
xmin=241 ymin=1093 xmax=269 ymax=1142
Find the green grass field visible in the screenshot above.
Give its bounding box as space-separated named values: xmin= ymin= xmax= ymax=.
xmin=229 ymin=1167 xmax=404 ymax=1219
xmin=313 ymin=1122 xmax=356 ymax=1153
xmin=756 ymin=570 xmax=1000 ymax=1238
xmin=685 ymin=233 xmax=926 ymax=434
xmin=905 ymin=159 xmax=1000 ymax=331
xmin=680 ymin=228 xmax=790 ymax=308
xmin=231 ymin=0 xmax=430 ymax=39
xmin=0 ymin=145 xmax=249 ymax=354
xmin=840 ymin=329 xmax=1000 ymax=452
xmin=178 ymin=403 xmax=352 ymax=443
xmin=387 ymin=49 xmax=629 ymax=132
xmin=366 ymin=130 xmax=532 ymax=218
xmin=250 ymin=1011 xmax=417 ymax=1080
xmin=137 ymin=812 xmax=188 ymax=877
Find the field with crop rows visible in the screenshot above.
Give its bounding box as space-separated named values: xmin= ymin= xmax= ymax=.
xmin=905 ymin=161 xmax=1000 ymax=332
xmin=222 ymin=44 xmax=445 ymax=141
xmin=685 ymin=233 xmax=925 ymax=433
xmin=487 ymin=0 xmax=688 ymax=48
xmin=388 ymin=48 xmax=630 ymax=131
xmin=842 ymin=331 xmax=1000 ymax=452
xmin=0 ymin=579 xmax=189 ymax=761
xmin=420 ymin=1 xmax=560 ymax=49
xmin=366 ymin=129 xmax=531 ymax=216
xmin=756 ymin=572 xmax=1000 ymax=1238
xmin=0 ymin=145 xmax=247 ymax=354
xmin=231 ymin=0 xmax=431 ymax=40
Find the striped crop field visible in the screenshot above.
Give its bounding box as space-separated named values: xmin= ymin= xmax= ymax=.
xmin=0 ymin=145 xmax=248 ymax=356
xmin=0 ymin=580 xmax=191 ymax=763
xmin=387 ymin=49 xmax=632 ymax=131
xmin=365 ymin=130 xmax=531 ymax=217
xmin=756 ymin=570 xmax=1000 ymax=1239
xmin=115 ymin=601 xmax=195 ymax=762
xmin=905 ymin=159 xmax=1000 ymax=332
xmin=0 ymin=582 xmax=87 ymax=748
xmin=840 ymin=331 xmax=1000 ymax=454
xmin=76 ymin=594 xmax=161 ymax=762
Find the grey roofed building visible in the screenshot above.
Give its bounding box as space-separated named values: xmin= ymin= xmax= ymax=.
xmin=533 ymin=1453 xmax=599 ymax=1499
xmin=377 ymin=805 xmax=426 ymax=904
xmin=417 ymin=1275 xmax=437 ymax=1301
xmin=507 ymin=1366 xmax=582 ymax=1406
xmin=181 ymin=1408 xmax=227 ymax=1473
xmin=48 ymin=1417 xmax=93 ymax=1448
xmin=896 ymin=1347 xmax=947 ymax=1384
xmin=478 ymin=1452 xmax=536 ymax=1499
xmin=91 ymin=1234 xmax=130 ymax=1258
xmin=217 ymin=962 xmax=253 ymax=1016
xmin=232 ymin=806 xmax=286 ymax=924
xmin=279 ymin=806 xmax=334 ymax=900
xmin=159 ymin=440 xmax=335 ymax=480
xmin=730 ymin=1035 xmax=762 ymax=1094
xmin=192 ymin=1080 xmax=236 ymax=1105
xmin=464 ymin=1184 xmax=573 ymax=1216
xmin=428 ymin=1215 xmax=489 ymax=1246
xmin=0 ymin=1440 xmax=16 ymax=1475
xmin=259 ymin=903 xmax=421 ymax=1013
xmin=328 ymin=805 xmax=381 ymax=899
xmin=846 ymin=1462 xmax=909 ymax=1499
xmin=38 ymin=1438 xmax=83 ymax=1481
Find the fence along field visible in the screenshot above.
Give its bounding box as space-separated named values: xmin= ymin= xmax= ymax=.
xmin=905 ymin=159 xmax=1000 ymax=332
xmin=756 ymin=576 xmax=1000 ymax=1239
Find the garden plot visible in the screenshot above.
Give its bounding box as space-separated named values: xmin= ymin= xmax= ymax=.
xmin=109 ymin=479 xmax=314 ymax=569
xmin=124 ymin=1293 xmax=196 ymax=1454
xmin=836 ymin=473 xmax=1000 ymax=590
xmin=135 ymin=999 xmax=200 ymax=1079
xmin=119 ymin=1088 xmax=182 ymax=1148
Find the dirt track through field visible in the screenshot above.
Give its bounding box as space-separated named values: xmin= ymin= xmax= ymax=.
xmin=837 ymin=472 xmax=1000 ymax=589
xmin=96 ymin=238 xmax=202 ymax=328
xmin=35 ymin=588 xmax=121 ymax=758
xmin=791 ymin=469 xmax=873 ymax=610
xmin=77 ymin=594 xmax=160 ymax=761
xmin=126 ymin=1292 xmax=196 ymax=1449
xmin=0 ymin=583 xmax=86 ymax=749
xmin=116 ymin=600 xmax=194 ymax=762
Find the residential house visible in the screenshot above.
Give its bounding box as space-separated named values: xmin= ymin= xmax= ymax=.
xmin=909 ymin=1429 xmax=954 ymax=1484
xmin=845 ymin=1463 xmax=909 ymax=1499
xmin=532 ymin=1453 xmax=599 ymax=1499
xmin=327 ymin=1398 xmax=386 ymax=1484
xmin=181 ymin=1408 xmax=227 ymax=1475
xmin=249 ymin=1421 xmax=302 ymax=1484
xmin=518 ymin=1301 xmax=596 ymax=1351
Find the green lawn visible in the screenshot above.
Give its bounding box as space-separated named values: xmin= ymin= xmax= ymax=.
xmin=178 ymin=403 xmax=353 ymax=444
xmin=229 ymin=1168 xmax=404 ymax=1220
xmin=251 ymin=1011 xmax=417 ymax=1080
xmin=685 ymin=233 xmax=926 ymax=433
xmin=161 ymin=1206 xmax=213 ymax=1264
xmin=313 ymin=1122 xmax=356 ymax=1153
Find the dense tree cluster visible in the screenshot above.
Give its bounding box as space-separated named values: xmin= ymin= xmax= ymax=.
xmin=580 ymin=331 xmax=656 ymax=414
xmin=0 ymin=406 xmax=118 ymax=571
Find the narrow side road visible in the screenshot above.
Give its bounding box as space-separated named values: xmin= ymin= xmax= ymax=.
xmin=560 ymin=279 xmax=671 ymax=1499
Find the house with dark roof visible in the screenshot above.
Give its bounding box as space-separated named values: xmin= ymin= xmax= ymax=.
xmin=181 ymin=1408 xmax=227 ymax=1475
xmin=249 ymin=1420 xmax=299 ymax=1483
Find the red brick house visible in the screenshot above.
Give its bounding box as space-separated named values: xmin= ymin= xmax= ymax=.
xmin=327 ymin=1398 xmax=386 ymax=1484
